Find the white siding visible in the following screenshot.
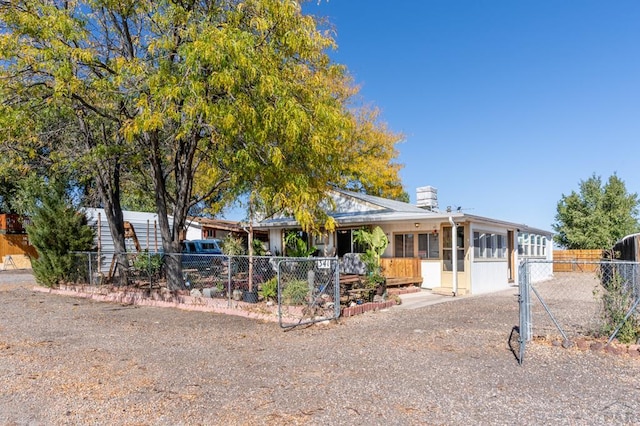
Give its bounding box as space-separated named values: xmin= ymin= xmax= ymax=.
xmin=421 ymin=260 xmax=441 ymax=289
xmin=84 ymin=208 xmax=198 ymax=253
xmin=471 ymin=261 xmax=511 ymax=294
xmin=185 ymin=222 xmax=202 ymax=240
xmin=527 ymin=262 xmax=554 ymax=284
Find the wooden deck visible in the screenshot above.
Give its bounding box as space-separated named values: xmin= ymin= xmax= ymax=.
xmin=385 ymin=276 xmax=423 ymax=287
xmin=339 ymin=274 xmax=422 ymax=288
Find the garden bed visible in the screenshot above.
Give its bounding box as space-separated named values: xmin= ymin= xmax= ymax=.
xmin=33 ymin=283 xmax=396 ymax=322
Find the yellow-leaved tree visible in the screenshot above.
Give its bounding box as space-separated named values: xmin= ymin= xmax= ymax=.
xmin=1 ymin=0 xmax=405 ymax=289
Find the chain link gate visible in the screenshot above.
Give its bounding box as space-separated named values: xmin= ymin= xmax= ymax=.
xmin=518 ymin=258 xmax=640 ymax=365
xmin=277 ymin=257 xmax=340 ymax=328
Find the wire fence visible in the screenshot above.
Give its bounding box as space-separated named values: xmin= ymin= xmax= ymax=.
xmin=518 ymin=259 xmax=640 ymax=365
xmin=277 ymin=257 xmax=340 ymax=328
xmin=67 ymin=252 xmax=340 ymax=325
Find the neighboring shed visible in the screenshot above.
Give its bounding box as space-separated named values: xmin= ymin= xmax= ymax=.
xmin=84 ymin=208 xmax=201 ymax=253
xmin=612 ymin=233 xmax=640 ymax=262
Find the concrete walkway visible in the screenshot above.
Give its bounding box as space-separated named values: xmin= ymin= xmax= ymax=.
xmin=396 ymin=289 xmax=462 ymax=309
xmin=0 ymin=269 xmax=36 ymax=285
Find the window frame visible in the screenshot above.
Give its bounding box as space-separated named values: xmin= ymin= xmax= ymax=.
xmin=394 ymin=231 xmax=440 ymax=259
xmin=442 ymin=226 xmax=465 ymax=272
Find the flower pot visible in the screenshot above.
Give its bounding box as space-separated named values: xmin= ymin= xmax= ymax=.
xmin=243 ymin=290 xmax=258 ymax=304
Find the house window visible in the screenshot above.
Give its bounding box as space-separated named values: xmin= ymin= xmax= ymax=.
xmin=394 ymin=234 xmax=415 ymax=257
xmin=443 ymin=226 xmax=465 ymax=271
xmin=518 ymin=232 xmax=547 ymax=258
xmin=418 ymin=233 xmax=440 ymax=259
xmin=394 ymin=232 xmax=440 ymax=259
xmin=473 ymin=231 xmax=507 ymax=259
xmin=336 ymin=229 xmax=367 ymax=257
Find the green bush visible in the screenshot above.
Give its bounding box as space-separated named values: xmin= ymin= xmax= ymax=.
xmin=133 ymin=251 xmax=163 ymax=277
xmin=25 ymin=180 xmax=94 ymax=287
xmin=281 ymin=279 xmax=309 ymax=305
xmin=221 ymin=234 xmax=245 ymax=255
xmin=259 ymin=277 xmax=278 ymax=301
xmin=596 ymin=269 xmax=639 ymax=344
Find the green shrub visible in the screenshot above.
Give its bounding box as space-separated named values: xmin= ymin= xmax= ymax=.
xmin=259 ymin=277 xmax=278 ymax=301
xmin=133 ymin=251 xmax=163 ymax=277
xmin=25 ymin=180 xmax=94 ymax=287
xmin=596 ymin=269 xmax=640 ymax=344
xmin=221 ymin=234 xmax=245 ymax=255
xmin=281 ymin=279 xmax=309 ymax=305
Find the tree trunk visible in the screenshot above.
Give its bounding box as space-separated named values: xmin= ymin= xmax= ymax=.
xmin=146 ymin=130 xmax=198 ymax=290
xmin=78 ymin=117 xmax=128 ymax=285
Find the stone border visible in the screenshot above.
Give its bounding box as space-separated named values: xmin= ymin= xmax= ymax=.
xmin=33 ymin=283 xmax=394 ymax=322
xmin=535 ymin=336 xmax=640 ymax=359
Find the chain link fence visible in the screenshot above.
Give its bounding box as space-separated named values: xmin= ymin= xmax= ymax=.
xmin=518 ymin=259 xmax=640 ymax=365
xmin=277 ymin=257 xmax=340 ymax=328
xmin=66 ymin=252 xmax=340 ymax=325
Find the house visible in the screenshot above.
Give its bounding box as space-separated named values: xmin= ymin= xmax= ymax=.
xmin=190 ymin=217 xmax=269 ymax=246
xmin=255 ymin=187 xmax=553 ymax=295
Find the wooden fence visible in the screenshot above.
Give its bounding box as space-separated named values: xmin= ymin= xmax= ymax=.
xmin=553 ymin=250 xmax=603 ymax=272
xmin=0 ymin=234 xmax=36 ymax=269
xmin=381 ymin=257 xmax=423 ymax=286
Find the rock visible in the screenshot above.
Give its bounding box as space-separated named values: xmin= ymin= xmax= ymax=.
xmin=605 ymin=344 xmax=623 ymax=356
xmin=190 ymin=289 xmax=202 ymax=298
xmin=202 ymin=288 xmax=214 ymax=298
xmin=561 ymin=339 xmax=574 ymax=349
xmin=372 ymin=295 xmax=385 ymax=303
xmin=552 ymin=340 xmax=562 ymax=347
xmin=575 ymin=339 xmax=589 ymax=350
xmin=628 ymin=347 xmax=640 ymax=357
xmin=232 ymin=289 xmax=243 ymax=301
xmin=590 ymin=342 xmax=604 ymax=351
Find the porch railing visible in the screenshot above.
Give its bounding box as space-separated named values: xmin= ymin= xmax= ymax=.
xmin=381 ymin=257 xmax=421 ymax=279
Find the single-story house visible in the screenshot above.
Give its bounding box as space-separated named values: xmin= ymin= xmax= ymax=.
xmin=189 ymin=217 xmax=269 ymax=245
xmin=255 ymin=187 xmax=553 ymax=295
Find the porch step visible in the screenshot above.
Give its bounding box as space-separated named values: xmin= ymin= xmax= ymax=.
xmin=430 ymin=287 xmax=467 ymax=297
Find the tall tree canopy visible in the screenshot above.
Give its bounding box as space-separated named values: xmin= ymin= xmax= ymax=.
xmin=553 ymin=174 xmax=640 ymax=249
xmin=1 ymin=0 xmax=405 ymax=287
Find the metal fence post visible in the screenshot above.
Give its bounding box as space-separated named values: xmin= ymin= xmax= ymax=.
xmin=517 ymin=259 xmax=529 ymax=365
xmin=227 ymin=255 xmax=232 ymax=307
xmin=88 ymin=252 xmax=93 ymax=285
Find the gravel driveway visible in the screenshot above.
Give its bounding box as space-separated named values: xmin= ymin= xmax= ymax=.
xmin=1 ymin=272 xmax=639 ymax=425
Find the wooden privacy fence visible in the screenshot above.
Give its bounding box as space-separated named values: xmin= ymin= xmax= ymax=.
xmin=0 ymin=234 xmax=36 ymax=269
xmin=381 ymin=257 xmax=423 ymax=286
xmin=553 ymin=250 xmax=602 ymax=272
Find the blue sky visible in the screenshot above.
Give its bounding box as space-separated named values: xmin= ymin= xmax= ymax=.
xmin=295 ymin=0 xmax=640 ymax=231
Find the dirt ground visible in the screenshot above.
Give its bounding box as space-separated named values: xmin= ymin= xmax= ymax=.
xmin=1 ymin=271 xmax=639 ymax=425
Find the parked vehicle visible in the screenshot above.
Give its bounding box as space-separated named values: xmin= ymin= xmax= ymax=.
xmin=181 ymin=239 xmax=225 ymax=279
xmin=182 ymin=239 xmax=223 ymax=255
